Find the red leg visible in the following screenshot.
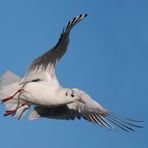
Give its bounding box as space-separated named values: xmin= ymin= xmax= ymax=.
xmin=4 ymin=110 xmax=17 ymax=116
xmin=4 ymin=101 xmax=29 ymax=117
xmin=1 ymin=89 xmax=23 ymax=103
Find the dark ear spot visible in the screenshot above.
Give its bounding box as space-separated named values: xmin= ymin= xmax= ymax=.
xmin=71 ymin=94 xmax=74 ymax=97
xmin=66 ymin=92 xmax=68 ymax=96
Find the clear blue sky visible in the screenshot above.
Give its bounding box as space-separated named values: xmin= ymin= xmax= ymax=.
xmin=0 ymin=0 xmax=147 ymax=148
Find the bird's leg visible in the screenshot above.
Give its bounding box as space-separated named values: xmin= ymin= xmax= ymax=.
xmin=4 ymin=83 xmax=29 ymax=117
xmin=4 ymin=101 xmax=28 ymax=117
xmin=1 ymin=89 xmax=24 ymax=103
xmin=4 ymin=110 xmax=16 ymax=116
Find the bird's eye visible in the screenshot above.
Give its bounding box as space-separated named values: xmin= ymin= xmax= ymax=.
xmin=71 ymin=94 xmax=74 ymax=97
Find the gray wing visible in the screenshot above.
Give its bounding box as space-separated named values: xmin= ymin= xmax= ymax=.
xmin=29 ymin=105 xmax=81 ymax=120
xmin=29 ymin=104 xmax=142 ymax=132
xmin=22 ymin=14 xmax=87 ymax=83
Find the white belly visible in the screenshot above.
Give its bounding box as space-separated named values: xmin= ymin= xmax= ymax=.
xmin=20 ymin=82 xmax=61 ymax=106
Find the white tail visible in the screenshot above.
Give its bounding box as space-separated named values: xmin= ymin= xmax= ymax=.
xmin=0 ymin=71 xmax=29 ymax=119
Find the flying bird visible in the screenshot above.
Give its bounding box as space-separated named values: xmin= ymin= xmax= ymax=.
xmin=0 ymin=14 xmax=142 ymax=132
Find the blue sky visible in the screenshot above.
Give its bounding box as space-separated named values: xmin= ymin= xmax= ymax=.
xmin=0 ymin=0 xmax=147 ymax=148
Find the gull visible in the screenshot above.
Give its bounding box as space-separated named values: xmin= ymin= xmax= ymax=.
xmin=0 ymin=14 xmax=142 ymax=132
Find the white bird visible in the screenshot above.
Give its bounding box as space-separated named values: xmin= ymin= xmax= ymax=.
xmin=0 ymin=14 xmax=142 ymax=132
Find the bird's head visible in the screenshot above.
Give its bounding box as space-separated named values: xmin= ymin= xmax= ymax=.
xmin=64 ymin=88 xmax=86 ymax=104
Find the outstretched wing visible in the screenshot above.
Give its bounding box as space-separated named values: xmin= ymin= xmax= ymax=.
xmin=29 ymin=105 xmax=142 ymax=132
xmin=29 ymin=89 xmax=143 ymax=132
xmin=22 ymin=14 xmax=87 ymax=83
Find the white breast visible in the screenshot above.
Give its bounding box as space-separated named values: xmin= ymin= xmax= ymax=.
xmin=20 ymin=79 xmax=61 ymax=106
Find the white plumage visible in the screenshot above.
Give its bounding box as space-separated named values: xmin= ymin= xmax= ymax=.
xmin=0 ymin=14 xmax=142 ymax=131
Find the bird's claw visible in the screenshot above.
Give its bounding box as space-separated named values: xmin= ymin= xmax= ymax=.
xmin=1 ymin=96 xmax=13 ymax=104
xmin=4 ymin=110 xmax=16 ymax=116
xmin=3 ymin=102 xmax=29 ymax=117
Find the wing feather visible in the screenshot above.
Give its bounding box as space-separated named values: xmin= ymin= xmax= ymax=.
xmin=29 ymin=103 xmax=142 ymax=132
xmin=23 ymin=14 xmax=87 ymax=83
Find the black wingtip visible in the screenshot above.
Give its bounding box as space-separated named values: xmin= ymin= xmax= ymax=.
xmin=79 ymin=14 xmax=88 ymax=18
xmin=84 ymin=14 xmax=88 ymax=17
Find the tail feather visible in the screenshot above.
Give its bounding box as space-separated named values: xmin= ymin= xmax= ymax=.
xmin=0 ymin=70 xmax=29 ymax=119
xmin=0 ymin=70 xmax=21 ymax=89
xmin=0 ymin=71 xmax=21 ymax=99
